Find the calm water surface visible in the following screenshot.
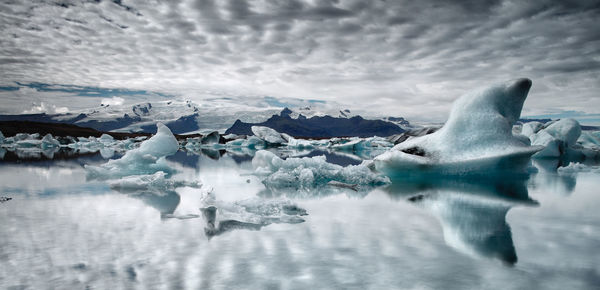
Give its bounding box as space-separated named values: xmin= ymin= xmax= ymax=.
xmin=1 ymin=149 xmax=599 ymax=289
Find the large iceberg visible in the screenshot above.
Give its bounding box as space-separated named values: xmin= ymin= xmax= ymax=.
xmin=374 ymin=78 xmax=541 ymax=176
xmin=252 ymin=150 xmax=390 ymax=192
xmin=85 ymin=123 xmax=179 ymax=179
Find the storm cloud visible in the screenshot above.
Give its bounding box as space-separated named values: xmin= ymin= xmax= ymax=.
xmin=0 ymin=0 xmax=599 ymax=122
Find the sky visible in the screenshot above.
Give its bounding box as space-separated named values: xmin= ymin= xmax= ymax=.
xmin=0 ymin=0 xmax=599 ymax=124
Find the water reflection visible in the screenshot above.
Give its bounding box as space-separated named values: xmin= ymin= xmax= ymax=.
xmin=530 ymin=159 xmax=577 ymax=196
xmin=120 ymin=190 xmax=181 ymax=218
xmin=2 ymin=146 xmax=595 ymax=267
xmin=200 ymin=206 xmax=265 ymax=239
xmin=385 ymin=175 xmax=537 ymax=265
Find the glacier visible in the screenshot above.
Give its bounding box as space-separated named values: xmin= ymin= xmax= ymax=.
xmin=373 ymin=78 xmax=542 ymax=176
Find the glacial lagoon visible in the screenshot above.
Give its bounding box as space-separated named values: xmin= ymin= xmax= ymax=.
xmin=1 ymin=148 xmax=599 ymax=289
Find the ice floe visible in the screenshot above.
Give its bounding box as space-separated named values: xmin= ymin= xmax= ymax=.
xmin=108 ymin=171 xmax=201 ymax=193
xmin=252 ymin=150 xmax=390 ymax=192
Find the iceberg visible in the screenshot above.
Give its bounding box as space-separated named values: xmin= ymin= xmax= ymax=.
xmin=108 ymin=171 xmax=201 ymax=193
xmin=281 ymin=133 xmax=316 ymax=149
xmin=578 ymin=130 xmax=600 ymax=150
xmin=198 ymin=189 xmax=308 ymax=238
xmin=252 ymin=150 xmax=390 ymax=192
xmin=41 ymin=134 xmax=61 ymax=149
xmin=530 ymin=119 xmax=581 ymax=158
xmin=225 ymin=135 xmax=265 ymax=149
xmin=520 ymin=121 xmax=544 ymax=138
xmin=557 ymin=162 xmax=600 ymax=175
xmin=524 ymin=119 xmax=600 ymax=160
xmin=251 ymin=126 xmax=286 ymax=144
xmin=374 ymin=78 xmax=541 ymax=176
xmin=201 ymin=131 xmax=220 ymax=144
xmin=85 ymin=123 xmax=179 ymax=180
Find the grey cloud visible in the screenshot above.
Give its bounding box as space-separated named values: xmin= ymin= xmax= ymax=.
xmin=0 ymin=0 xmax=598 ymax=122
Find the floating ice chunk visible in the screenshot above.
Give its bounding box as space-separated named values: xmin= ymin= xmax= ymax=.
xmin=85 ymin=123 xmax=179 ymax=179
xmin=281 ymin=133 xmax=315 ymax=149
xmin=201 ymin=131 xmax=220 ymax=144
xmin=109 ymin=171 xmax=201 ymax=193
xmin=520 ymin=121 xmax=544 ymax=138
xmin=225 ymin=135 xmax=265 ymax=149
xmin=252 ymin=150 xmax=390 ymax=190
xmin=197 ymin=189 xmax=308 ymax=238
xmin=223 ymin=133 xmax=238 ymax=139
xmin=251 ymin=126 xmax=286 ymax=144
xmin=330 ymin=138 xmax=362 ymax=150
xmin=41 ymin=134 xmax=60 ymax=149
xmin=98 ymin=134 xmax=115 ymax=146
xmin=0 ymin=131 xmax=4 ymax=144
xmin=557 ymin=162 xmax=600 ymax=175
xmin=99 ymin=147 xmax=115 ymax=159
xmin=543 ymin=119 xmax=581 ymax=146
xmin=14 ymin=133 xmax=31 ymax=141
xmin=331 ymin=137 xmax=393 ymax=151
xmin=374 ymin=79 xmax=541 ymax=176
xmin=16 ymin=138 xmax=42 ymax=148
xmin=530 ymin=119 xmax=583 ymax=158
xmin=530 ymin=130 xmax=561 ymax=157
xmin=578 ymin=131 xmax=600 ymax=149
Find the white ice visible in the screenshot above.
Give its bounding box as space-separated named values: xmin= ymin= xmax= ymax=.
xmin=197 ymin=188 xmax=307 ymax=226
xmin=578 ymin=130 xmax=600 ymax=150
xmin=108 ymin=171 xmax=201 ymax=193
xmin=374 ymin=78 xmax=541 ymax=176
xmin=252 ymin=150 xmax=390 ymax=190
xmin=41 ymin=134 xmax=60 ymax=149
xmin=530 ymin=119 xmax=581 ymax=158
xmin=557 ymin=162 xmax=600 ymax=175
xmin=85 ymin=123 xmax=179 ymax=180
xmin=251 ymin=126 xmax=286 ymax=144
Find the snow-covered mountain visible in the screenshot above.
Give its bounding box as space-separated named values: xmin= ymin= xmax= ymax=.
xmin=0 ymin=97 xmax=413 ymax=135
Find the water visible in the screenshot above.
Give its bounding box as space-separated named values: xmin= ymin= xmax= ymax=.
xmin=1 ymin=149 xmax=599 ymax=289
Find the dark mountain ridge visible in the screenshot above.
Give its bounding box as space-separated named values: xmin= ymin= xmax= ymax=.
xmin=226 ymin=109 xmax=405 ymax=138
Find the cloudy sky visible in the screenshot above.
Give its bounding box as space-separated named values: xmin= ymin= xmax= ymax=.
xmin=1 ymin=0 xmax=599 ymax=123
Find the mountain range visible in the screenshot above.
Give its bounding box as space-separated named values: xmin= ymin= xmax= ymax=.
xmin=0 ymin=99 xmax=411 ymax=137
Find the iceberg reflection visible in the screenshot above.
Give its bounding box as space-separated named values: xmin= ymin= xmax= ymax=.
xmin=386 ymin=175 xmax=537 ymax=265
